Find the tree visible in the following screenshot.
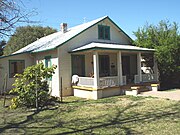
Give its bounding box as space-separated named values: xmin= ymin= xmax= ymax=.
xmin=9 ymin=63 xmax=57 ymax=109
xmin=3 ymin=26 xmax=57 ymax=55
xmin=0 ymin=0 xmax=37 ymax=38
xmin=0 ymin=40 xmax=6 ymax=56
xmin=134 ymin=20 xmax=180 ymax=88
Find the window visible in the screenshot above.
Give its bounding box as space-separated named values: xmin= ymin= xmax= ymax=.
xmin=9 ymin=60 xmax=25 ymax=78
xmin=71 ymin=55 xmax=85 ymax=76
xmin=98 ymin=25 xmax=110 ymax=40
xmin=99 ymin=55 xmax=110 ymax=77
xmin=45 ymin=56 xmax=52 ymax=68
xmin=45 ymin=56 xmax=52 ymax=80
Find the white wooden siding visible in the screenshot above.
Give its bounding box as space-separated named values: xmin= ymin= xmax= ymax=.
xmin=0 ymin=53 xmax=34 ymax=91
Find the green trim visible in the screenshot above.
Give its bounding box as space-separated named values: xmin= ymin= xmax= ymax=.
xmin=107 ymin=17 xmax=133 ymax=43
xmin=9 ymin=60 xmax=25 ymax=78
xmin=44 ymin=56 xmax=52 ymax=81
xmin=55 ymin=16 xmax=109 ymax=50
xmin=70 ymin=47 xmax=155 ymax=53
xmin=0 ymin=52 xmax=31 ymax=59
xmin=56 ymin=16 xmax=133 ymax=49
xmin=1 ymin=16 xmax=133 ymax=55
xmin=98 ymin=25 xmax=110 ymax=40
xmin=44 ymin=55 xmax=52 ymax=60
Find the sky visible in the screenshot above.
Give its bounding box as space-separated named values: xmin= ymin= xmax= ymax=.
xmin=22 ymin=0 xmax=180 ymax=39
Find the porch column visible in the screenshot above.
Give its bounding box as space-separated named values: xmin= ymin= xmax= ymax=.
xmin=153 ymin=56 xmax=158 ymax=81
xmin=137 ymin=52 xmax=142 ymax=82
xmin=93 ymin=51 xmax=99 ymax=89
xmin=117 ymin=51 xmax=123 ymax=85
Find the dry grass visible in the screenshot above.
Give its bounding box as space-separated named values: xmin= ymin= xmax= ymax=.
xmin=0 ymin=95 xmax=180 ymax=134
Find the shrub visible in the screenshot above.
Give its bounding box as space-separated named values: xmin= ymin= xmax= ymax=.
xmin=9 ymin=63 xmax=57 ymax=109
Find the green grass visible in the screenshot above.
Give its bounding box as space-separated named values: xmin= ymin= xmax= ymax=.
xmin=0 ymin=95 xmax=180 ymax=135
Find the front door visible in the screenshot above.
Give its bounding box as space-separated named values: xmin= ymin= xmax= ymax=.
xmin=122 ymin=56 xmax=131 ymax=83
xmin=122 ymin=56 xmax=130 ymax=76
xmin=99 ymin=55 xmax=110 ymax=77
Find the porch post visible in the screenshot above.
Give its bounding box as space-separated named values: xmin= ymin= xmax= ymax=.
xmin=93 ymin=51 xmax=99 ymax=89
xmin=117 ymin=51 xmax=123 ymax=85
xmin=153 ymin=56 xmax=158 ymax=81
xmin=137 ymin=52 xmax=142 ymax=82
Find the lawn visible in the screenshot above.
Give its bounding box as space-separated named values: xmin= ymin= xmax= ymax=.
xmin=0 ymin=95 xmax=180 ymax=135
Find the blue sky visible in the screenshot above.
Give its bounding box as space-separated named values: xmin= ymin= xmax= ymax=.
xmin=24 ymin=0 xmax=180 ymax=39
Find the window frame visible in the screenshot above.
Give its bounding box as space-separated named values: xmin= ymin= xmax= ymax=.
xmin=9 ymin=60 xmax=25 ymax=78
xmin=44 ymin=56 xmax=52 ymax=81
xmin=98 ymin=25 xmax=110 ymax=40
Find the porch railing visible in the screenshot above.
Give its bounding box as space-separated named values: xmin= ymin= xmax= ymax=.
xmin=77 ymin=77 xmax=94 ymax=87
xmin=134 ymin=75 xmax=140 ymax=84
xmin=99 ymin=76 xmax=118 ymax=88
xmin=134 ymin=74 xmax=157 ymax=83
xmin=122 ymin=76 xmax=127 ymax=85
xmin=76 ymin=74 xmax=157 ymax=88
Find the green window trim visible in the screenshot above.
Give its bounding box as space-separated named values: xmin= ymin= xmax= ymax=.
xmin=44 ymin=56 xmax=52 ymax=81
xmin=9 ymin=60 xmax=25 ymax=78
xmin=98 ymin=25 xmax=110 ymax=40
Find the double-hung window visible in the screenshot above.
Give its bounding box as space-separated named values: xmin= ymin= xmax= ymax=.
xmin=9 ymin=60 xmax=25 ymax=78
xmin=98 ymin=25 xmax=110 ymax=40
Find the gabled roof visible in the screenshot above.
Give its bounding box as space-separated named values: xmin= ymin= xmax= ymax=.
xmin=13 ymin=16 xmax=132 ymax=54
xmin=70 ymin=42 xmax=155 ymax=53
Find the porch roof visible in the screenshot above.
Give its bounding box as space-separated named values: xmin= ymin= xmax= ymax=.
xmin=70 ymin=42 xmax=155 ymax=53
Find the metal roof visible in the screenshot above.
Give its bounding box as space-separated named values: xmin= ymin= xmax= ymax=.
xmin=70 ymin=42 xmax=155 ymax=53
xmin=14 ymin=16 xmax=109 ymax=54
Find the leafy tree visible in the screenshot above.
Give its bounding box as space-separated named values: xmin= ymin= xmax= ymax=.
xmin=4 ymin=26 xmax=57 ymax=55
xmin=134 ymin=20 xmax=180 ymax=88
xmin=0 ymin=0 xmax=37 ymax=38
xmin=9 ymin=63 xmax=57 ymax=109
xmin=0 ymin=40 xmax=6 ymax=56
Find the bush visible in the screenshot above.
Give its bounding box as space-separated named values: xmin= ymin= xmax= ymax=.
xmin=9 ymin=63 xmax=57 ymax=109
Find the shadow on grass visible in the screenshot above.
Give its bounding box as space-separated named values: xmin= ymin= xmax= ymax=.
xmin=0 ymin=97 xmax=179 ymax=134
xmin=0 ymin=107 xmax=50 ymax=133
xmin=56 ymin=102 xmax=180 ymax=135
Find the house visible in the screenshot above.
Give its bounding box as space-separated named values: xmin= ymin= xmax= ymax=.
xmin=0 ymin=16 xmax=159 ymax=99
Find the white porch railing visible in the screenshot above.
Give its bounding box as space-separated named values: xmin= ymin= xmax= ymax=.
xmin=99 ymin=76 xmax=118 ymax=88
xmin=134 ymin=75 xmax=140 ymax=84
xmin=122 ymin=76 xmax=127 ymax=85
xmin=76 ymin=74 xmax=157 ymax=88
xmin=77 ymin=77 xmax=94 ymax=87
xmin=134 ymin=74 xmax=157 ymax=83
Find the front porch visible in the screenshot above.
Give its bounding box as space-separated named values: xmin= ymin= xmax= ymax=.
xmin=71 ymin=43 xmax=159 ymax=99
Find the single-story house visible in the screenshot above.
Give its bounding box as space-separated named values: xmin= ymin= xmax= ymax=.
xmin=0 ymin=16 xmax=159 ymax=99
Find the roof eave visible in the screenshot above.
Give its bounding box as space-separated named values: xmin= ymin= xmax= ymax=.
xmin=107 ymin=16 xmax=134 ymax=43
xmin=31 ymin=48 xmax=56 ymax=54
xmin=70 ymin=47 xmax=155 ymax=53
xmin=0 ymin=51 xmax=31 ymax=59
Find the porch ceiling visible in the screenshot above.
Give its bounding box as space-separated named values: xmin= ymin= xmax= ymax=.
xmin=70 ymin=42 xmax=155 ymax=53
